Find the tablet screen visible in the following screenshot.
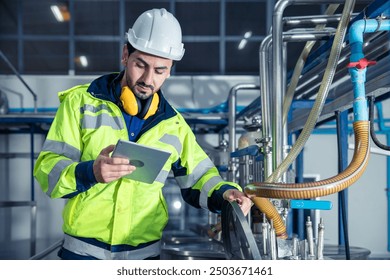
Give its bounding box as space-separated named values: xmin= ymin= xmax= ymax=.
xmin=111 ymin=139 xmax=171 ymax=184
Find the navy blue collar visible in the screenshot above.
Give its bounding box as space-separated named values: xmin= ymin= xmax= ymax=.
xmin=86 ymin=72 xmax=178 ymax=139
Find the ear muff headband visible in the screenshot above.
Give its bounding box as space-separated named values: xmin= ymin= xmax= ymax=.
xmin=120 ymin=86 xmax=159 ymax=119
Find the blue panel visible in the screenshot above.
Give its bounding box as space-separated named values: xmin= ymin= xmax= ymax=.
xmin=230 ymin=144 xmax=260 ymax=158
xmin=290 ymin=199 xmax=333 ymax=210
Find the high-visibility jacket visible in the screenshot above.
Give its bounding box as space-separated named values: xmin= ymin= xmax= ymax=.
xmin=33 ymin=73 xmax=241 ymax=259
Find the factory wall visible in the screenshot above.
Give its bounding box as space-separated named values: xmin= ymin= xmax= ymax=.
xmin=304 ymin=132 xmax=389 ymax=258
xmin=0 ymin=74 xmax=389 ymax=259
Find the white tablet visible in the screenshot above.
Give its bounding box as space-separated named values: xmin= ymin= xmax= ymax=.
xmin=111 ymin=139 xmax=171 ymax=184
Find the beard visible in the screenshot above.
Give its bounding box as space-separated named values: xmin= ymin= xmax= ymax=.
xmin=132 ymin=83 xmax=155 ymax=100
xmin=125 ymin=71 xmax=155 ymax=100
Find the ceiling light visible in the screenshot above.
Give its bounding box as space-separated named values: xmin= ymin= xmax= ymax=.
xmin=238 ymin=31 xmax=253 ymax=50
xmin=75 ymin=56 xmax=88 ymax=68
xmin=238 ymin=39 xmax=247 ymax=50
xmin=51 ymin=4 xmax=70 ymax=22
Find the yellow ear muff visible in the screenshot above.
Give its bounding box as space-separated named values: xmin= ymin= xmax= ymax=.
xmin=141 ymin=93 xmax=159 ymax=119
xmin=119 ymin=86 xmax=159 ymax=119
xmin=120 ymin=86 xmax=141 ymax=116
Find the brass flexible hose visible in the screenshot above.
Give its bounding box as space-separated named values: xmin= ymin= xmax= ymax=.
xmin=245 ymin=121 xmax=370 ymax=199
xmin=252 ymin=197 xmax=288 ymax=239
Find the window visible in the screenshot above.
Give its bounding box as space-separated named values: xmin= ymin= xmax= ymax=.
xmin=176 ymin=42 xmax=220 ymax=74
xmin=24 ymin=40 xmax=68 ymax=74
xmin=3 ymin=0 xmax=362 ymax=76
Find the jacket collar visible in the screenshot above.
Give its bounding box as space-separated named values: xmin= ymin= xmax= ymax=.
xmin=86 ymin=72 xmax=177 ymax=133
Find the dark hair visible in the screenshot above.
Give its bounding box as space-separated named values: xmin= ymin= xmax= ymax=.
xmin=126 ymin=42 xmax=137 ymax=56
xmin=126 ymin=42 xmax=176 ymax=67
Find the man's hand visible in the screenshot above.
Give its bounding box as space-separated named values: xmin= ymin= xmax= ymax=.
xmin=93 ymin=145 xmax=136 ymax=183
xmin=206 ymin=189 xmax=254 ymax=239
xmin=223 ymin=189 xmax=254 ymax=216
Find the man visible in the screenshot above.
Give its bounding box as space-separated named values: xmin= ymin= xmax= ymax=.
xmin=34 ymin=8 xmax=252 ymax=260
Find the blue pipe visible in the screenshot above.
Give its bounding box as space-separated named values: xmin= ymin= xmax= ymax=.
xmin=348 ymin=18 xmax=390 ymax=253
xmin=348 ymin=19 xmax=390 ymax=122
xmin=349 ymin=19 xmax=390 ymax=61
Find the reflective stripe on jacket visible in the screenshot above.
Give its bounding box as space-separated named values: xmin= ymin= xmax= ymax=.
xmin=33 ymin=81 xmax=240 ymax=259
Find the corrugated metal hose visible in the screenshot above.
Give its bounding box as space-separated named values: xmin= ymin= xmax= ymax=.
xmin=246 ymin=121 xmax=369 ymax=237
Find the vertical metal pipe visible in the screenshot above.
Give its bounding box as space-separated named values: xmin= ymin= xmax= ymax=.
xmin=30 ymin=204 xmax=37 ymax=257
xmin=271 ymin=0 xmax=290 ymax=173
xmin=300 ymin=239 xmax=308 ymax=260
xmin=292 ymin=234 xmax=299 ymax=259
xmin=262 ymin=213 xmax=268 ymax=255
xmin=259 ymin=35 xmax=273 ymax=177
xmin=282 ymin=41 xmax=289 ymax=183
xmin=228 ymin=87 xmax=237 ymax=182
xmin=317 ymin=218 xmax=325 ymax=260
xmin=306 ymin=216 xmax=315 ymax=258
xmin=269 ymin=220 xmax=277 ymax=259
xmin=228 ymin=84 xmax=260 ymax=181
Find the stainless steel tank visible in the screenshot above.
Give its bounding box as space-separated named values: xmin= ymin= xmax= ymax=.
xmin=161 ymin=231 xmax=226 ymax=260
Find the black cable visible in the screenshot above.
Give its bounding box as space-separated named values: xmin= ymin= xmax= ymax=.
xmin=368 ymin=96 xmax=390 ymax=151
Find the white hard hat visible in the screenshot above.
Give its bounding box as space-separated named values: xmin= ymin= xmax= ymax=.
xmin=126 ymin=8 xmax=185 ymax=61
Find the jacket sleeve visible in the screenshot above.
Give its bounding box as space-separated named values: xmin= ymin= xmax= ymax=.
xmin=33 ymin=91 xmax=95 ymax=199
xmin=172 ymin=122 xmax=241 ymax=213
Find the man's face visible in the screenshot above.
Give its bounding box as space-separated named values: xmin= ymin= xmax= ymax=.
xmin=121 ymin=46 xmax=172 ymax=100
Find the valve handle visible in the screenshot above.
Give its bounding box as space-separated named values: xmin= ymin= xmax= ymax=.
xmin=347 ymin=57 xmax=377 ymax=69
